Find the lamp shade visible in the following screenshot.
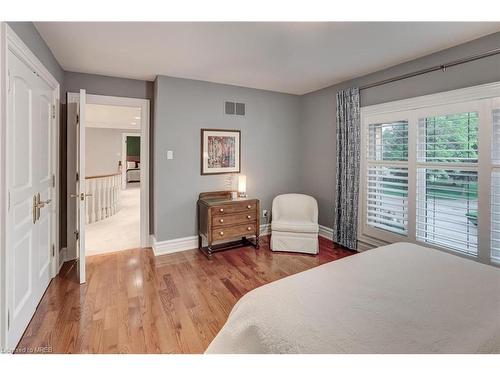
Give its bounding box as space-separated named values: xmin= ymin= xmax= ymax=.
xmin=238 ymin=175 xmax=247 ymax=194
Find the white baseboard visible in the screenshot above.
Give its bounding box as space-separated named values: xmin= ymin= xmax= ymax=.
xmin=152 ymin=224 xmax=271 ymax=256
xmin=58 ymin=247 xmax=67 ymax=272
xmin=151 ymin=234 xmax=198 ymax=256
xmin=318 ymin=225 xmax=333 ymax=240
xmin=151 ymin=224 xmax=335 ymax=257
xmin=260 ymin=223 xmax=271 ymax=235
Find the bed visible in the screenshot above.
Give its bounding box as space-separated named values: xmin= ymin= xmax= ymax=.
xmin=126 ymin=161 xmax=140 ymax=183
xmin=126 ymin=167 xmax=140 ymax=183
xmin=205 ymin=242 xmax=500 ymax=354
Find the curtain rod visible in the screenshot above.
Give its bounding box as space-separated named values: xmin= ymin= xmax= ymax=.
xmin=359 ymin=47 xmax=500 ymax=91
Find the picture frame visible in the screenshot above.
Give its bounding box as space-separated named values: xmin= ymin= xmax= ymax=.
xmin=201 ymin=128 xmax=241 ymax=175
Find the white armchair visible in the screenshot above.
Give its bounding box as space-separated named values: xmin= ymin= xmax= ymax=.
xmin=271 ymin=194 xmax=319 ymax=254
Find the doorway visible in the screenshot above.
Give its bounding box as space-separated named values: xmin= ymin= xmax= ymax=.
xmin=66 ymin=94 xmax=149 ymax=280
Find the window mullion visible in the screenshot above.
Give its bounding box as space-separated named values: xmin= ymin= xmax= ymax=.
xmin=407 ymin=112 xmax=417 ymax=242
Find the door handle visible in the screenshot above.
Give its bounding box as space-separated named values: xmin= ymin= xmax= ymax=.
xmin=32 ymin=195 xmax=37 ymax=223
xmin=33 ymin=193 xmax=51 ymax=221
xmin=70 ymin=193 xmax=79 ymax=198
xmin=36 ymin=198 xmax=52 ymax=208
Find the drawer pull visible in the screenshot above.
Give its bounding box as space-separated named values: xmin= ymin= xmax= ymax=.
xmin=247 ymin=205 xmax=252 ymax=209
xmin=247 ymin=215 xmax=251 ymax=219
xmin=219 ymin=219 xmax=224 ymax=223
xmin=247 ymin=226 xmax=252 ymax=231
xmin=219 ymin=231 xmax=224 ymax=236
xmin=219 ymin=208 xmax=224 ymax=212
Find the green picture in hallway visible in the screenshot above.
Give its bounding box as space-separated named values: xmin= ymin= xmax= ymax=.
xmin=127 ymin=136 xmax=140 ymax=157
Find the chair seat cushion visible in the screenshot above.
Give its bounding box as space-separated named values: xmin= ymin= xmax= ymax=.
xmin=271 ymin=220 xmax=319 ymax=234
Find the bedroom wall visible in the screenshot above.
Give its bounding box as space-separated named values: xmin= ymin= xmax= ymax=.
xmin=154 ymin=75 xmax=303 ymax=241
xmin=85 ymin=128 xmax=140 ymax=176
xmin=301 ymin=31 xmax=500 ymax=229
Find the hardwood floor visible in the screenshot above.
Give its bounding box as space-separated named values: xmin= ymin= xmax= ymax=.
xmin=16 ymin=235 xmax=355 ymax=354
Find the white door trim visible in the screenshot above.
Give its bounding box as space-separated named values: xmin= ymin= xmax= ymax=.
xmin=1 ymin=23 xmax=60 ymax=351
xmin=67 ymin=92 xmax=150 ymax=248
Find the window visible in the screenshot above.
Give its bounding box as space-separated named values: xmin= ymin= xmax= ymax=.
xmin=416 ymin=112 xmax=478 ymax=256
xmin=366 ymin=121 xmax=408 ymax=235
xmin=360 ymin=84 xmax=500 ymax=265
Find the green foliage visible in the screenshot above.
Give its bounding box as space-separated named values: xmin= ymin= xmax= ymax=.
xmin=378 ymin=113 xmax=478 ymax=196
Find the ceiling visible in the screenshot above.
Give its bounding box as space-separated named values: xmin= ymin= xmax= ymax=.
xmin=86 ymin=104 xmax=141 ymax=130
xmin=35 ymin=22 xmax=500 ymax=95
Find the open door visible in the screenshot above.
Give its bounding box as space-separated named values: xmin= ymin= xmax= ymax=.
xmin=77 ymin=89 xmax=87 ymax=283
xmin=68 ymin=89 xmax=87 ymax=284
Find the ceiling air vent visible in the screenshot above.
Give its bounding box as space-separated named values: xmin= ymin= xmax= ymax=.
xmin=224 ymin=101 xmax=245 ymax=116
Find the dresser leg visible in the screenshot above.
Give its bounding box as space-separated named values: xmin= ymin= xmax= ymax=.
xmin=256 ymin=236 xmax=260 ymax=249
xmin=198 ymin=245 xmax=213 ymax=259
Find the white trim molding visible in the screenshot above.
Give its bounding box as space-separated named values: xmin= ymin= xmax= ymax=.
xmin=318 ymin=225 xmax=333 ymax=240
xmin=152 ymin=224 xmax=272 ymax=256
xmin=151 ymin=235 xmax=198 ymax=256
xmin=67 ymin=93 xmax=150 ymax=250
xmin=362 ymin=81 xmax=500 ymax=117
xmin=151 ymin=224 xmax=336 ymax=257
xmin=260 ymin=223 xmax=271 ymax=236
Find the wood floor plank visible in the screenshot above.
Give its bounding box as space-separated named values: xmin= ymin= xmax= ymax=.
xmin=15 ymin=235 xmax=355 ymax=354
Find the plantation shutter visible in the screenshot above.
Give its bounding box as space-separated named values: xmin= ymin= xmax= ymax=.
xmin=366 ymin=121 xmax=409 ymax=235
xmin=415 ymin=112 xmax=478 ymax=255
xmin=492 ymin=109 xmax=500 ymax=261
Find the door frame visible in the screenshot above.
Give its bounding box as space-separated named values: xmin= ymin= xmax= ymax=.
xmin=67 ymin=93 xmax=150 ymax=250
xmin=0 ymin=23 xmax=60 ymax=351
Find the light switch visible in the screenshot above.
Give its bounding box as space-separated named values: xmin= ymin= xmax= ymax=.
xmin=167 ymin=150 xmax=174 ymax=160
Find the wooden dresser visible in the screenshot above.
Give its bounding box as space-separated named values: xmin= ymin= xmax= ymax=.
xmin=197 ymin=191 xmax=260 ymax=257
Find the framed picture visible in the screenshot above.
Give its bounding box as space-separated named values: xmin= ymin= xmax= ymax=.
xmin=201 ymin=129 xmax=241 ymax=175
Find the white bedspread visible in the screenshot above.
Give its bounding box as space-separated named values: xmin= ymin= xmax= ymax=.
xmin=205 ymin=242 xmax=500 ymax=354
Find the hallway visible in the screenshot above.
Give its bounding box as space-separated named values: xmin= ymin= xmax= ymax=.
xmin=85 ymin=184 xmax=140 ymax=256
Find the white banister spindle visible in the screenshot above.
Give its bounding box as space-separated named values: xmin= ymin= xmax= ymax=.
xmin=85 ymin=173 xmax=121 ymax=224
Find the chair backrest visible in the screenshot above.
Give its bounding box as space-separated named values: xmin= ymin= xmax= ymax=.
xmin=272 ymin=194 xmax=318 ymax=223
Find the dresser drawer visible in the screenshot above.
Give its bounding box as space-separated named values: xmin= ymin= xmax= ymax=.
xmin=212 ymin=223 xmax=257 ymax=241
xmin=212 ymin=211 xmax=257 ymax=227
xmin=211 ymin=201 xmax=258 ymax=215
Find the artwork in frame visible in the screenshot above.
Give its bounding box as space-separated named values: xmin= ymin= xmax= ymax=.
xmin=201 ymin=129 xmax=241 ymax=175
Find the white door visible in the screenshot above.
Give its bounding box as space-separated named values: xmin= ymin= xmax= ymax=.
xmin=77 ymin=89 xmax=86 ymax=283
xmin=6 ymin=50 xmax=54 ymax=348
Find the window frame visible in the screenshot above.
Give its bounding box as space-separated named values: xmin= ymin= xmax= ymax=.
xmin=489 ymin=97 xmax=500 ymax=263
xmin=359 ymin=82 xmax=500 ymax=266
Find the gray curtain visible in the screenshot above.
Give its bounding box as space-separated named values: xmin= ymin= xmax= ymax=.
xmin=333 ymin=87 xmax=360 ymax=250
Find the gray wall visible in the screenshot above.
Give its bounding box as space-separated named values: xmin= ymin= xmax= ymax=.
xmin=85 ymin=128 xmax=140 ymax=176
xmin=65 ymin=71 xmax=153 ymax=99
xmin=154 ymin=75 xmax=303 ymax=241
xmin=301 ymin=31 xmax=500 ymax=228
xmin=8 ymin=22 xmax=500 ymax=244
